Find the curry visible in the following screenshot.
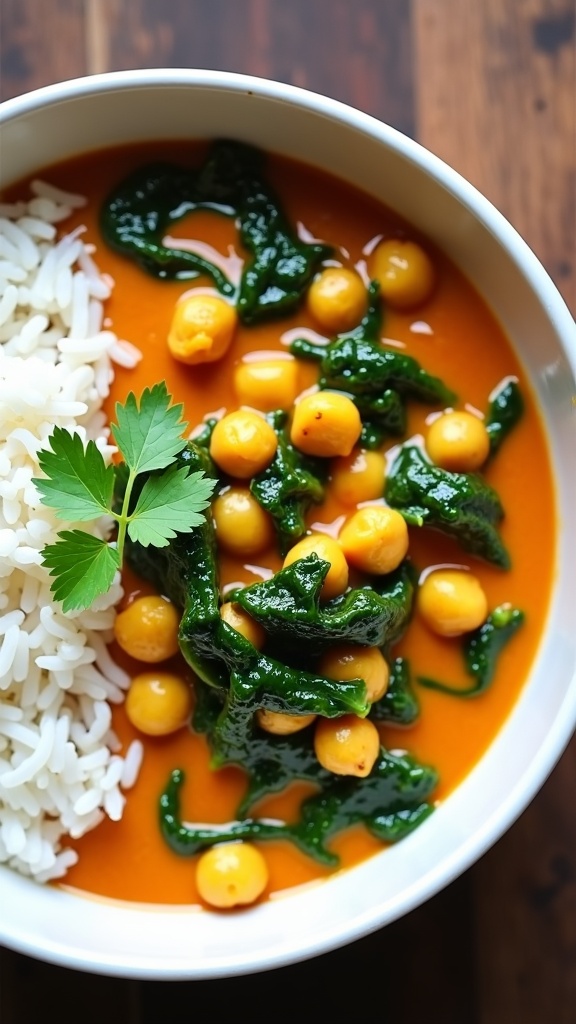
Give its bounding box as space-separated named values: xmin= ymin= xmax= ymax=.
xmin=24 ymin=139 xmax=554 ymax=906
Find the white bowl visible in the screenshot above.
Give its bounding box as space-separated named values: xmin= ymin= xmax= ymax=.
xmin=1 ymin=68 xmax=575 ymax=980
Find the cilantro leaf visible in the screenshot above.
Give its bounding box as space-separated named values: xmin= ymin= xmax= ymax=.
xmin=36 ymin=383 xmax=215 ymax=611
xmin=111 ymin=381 xmax=188 ymax=475
xmin=127 ymin=466 xmax=215 ymax=548
xmin=41 ymin=530 xmax=120 ymax=612
xmin=35 ymin=428 xmax=114 ymax=521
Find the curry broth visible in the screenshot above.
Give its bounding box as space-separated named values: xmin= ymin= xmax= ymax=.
xmin=18 ymin=142 xmax=554 ymax=905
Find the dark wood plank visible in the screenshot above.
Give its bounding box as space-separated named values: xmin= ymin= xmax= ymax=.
xmin=413 ymin=0 xmax=576 ymax=312
xmin=414 ymin=3 xmax=576 ymax=1022
xmin=0 ymin=946 xmax=142 ymax=1024
xmin=139 ymin=876 xmax=476 ymax=1024
xmin=473 ymin=741 xmax=576 ymax=1024
xmin=1 ymin=3 xmax=574 ymax=1023
xmin=96 ymin=0 xmax=415 ymax=134
xmin=0 ymin=0 xmax=87 ymax=102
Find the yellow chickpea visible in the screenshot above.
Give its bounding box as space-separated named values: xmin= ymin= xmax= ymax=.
xmin=220 ymin=601 xmax=266 ymax=649
xmin=418 ymin=569 xmax=488 ymax=637
xmin=338 ymin=506 xmax=409 ymax=575
xmin=125 ymin=671 xmax=192 ymax=737
xmin=234 ymin=357 xmax=299 ymax=412
xmin=283 ymin=533 xmax=349 ymax=601
xmin=319 ymin=645 xmax=389 ymax=704
xmin=167 ymin=293 xmax=237 ymax=364
xmin=314 ymin=714 xmax=380 ymax=777
xmin=114 ymin=595 xmax=180 ymax=663
xmin=371 ymin=239 xmax=435 ymax=310
xmin=426 ymin=410 xmax=491 ymax=472
xmin=196 ymin=842 xmax=269 ymax=909
xmin=290 ymin=391 xmax=362 ymax=458
xmin=210 ymin=409 xmax=278 ymax=479
xmin=307 ymin=267 xmax=368 ymax=333
xmin=212 ymin=487 xmax=275 ymax=556
xmin=256 ymin=708 xmax=317 ymax=735
xmin=330 ymin=449 xmax=386 ymax=505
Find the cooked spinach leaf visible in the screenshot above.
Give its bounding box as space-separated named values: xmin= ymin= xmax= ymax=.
xmin=385 ymin=443 xmax=510 ymax=568
xmin=125 ymin=441 xmax=436 ymax=862
xmin=160 ymin=752 xmax=437 ymax=866
xmin=235 ymin=555 xmax=415 ymax=654
xmin=370 ymin=656 xmax=420 ymax=725
xmin=250 ymin=411 xmax=325 ymax=554
xmin=290 ymin=284 xmax=455 ymax=445
xmin=418 ymin=604 xmax=524 ymax=697
xmin=486 ymin=378 xmax=524 ymax=455
xmin=101 ymin=140 xmax=331 ymax=323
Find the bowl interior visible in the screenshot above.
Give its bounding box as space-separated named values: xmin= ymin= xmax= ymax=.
xmin=1 ymin=69 xmax=575 ymax=979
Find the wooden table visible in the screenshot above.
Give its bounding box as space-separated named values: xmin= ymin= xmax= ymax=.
xmin=1 ymin=2 xmax=575 ymax=1021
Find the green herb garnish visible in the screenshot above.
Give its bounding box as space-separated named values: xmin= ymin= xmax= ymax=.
xmin=35 ymin=382 xmax=216 ymax=612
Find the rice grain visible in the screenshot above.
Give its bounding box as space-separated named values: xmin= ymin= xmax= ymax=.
xmin=0 ymin=183 xmax=143 ymax=882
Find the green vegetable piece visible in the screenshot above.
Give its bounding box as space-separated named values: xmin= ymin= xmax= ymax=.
xmin=41 ymin=530 xmax=120 ymax=614
xmin=36 ymin=427 xmax=115 ymax=522
xmin=101 ymin=140 xmax=331 ymax=323
xmin=125 ymin=459 xmax=370 ymax=712
xmin=36 ymin=387 xmax=215 ymax=612
xmin=486 ymin=378 xmax=524 ymax=455
xmin=160 ymin=751 xmax=437 ymax=866
xmin=192 ymin=674 xmax=328 ymax=812
xmin=209 ymin=649 xmax=367 ymax=809
xmin=190 ymin=417 xmax=217 ymax=451
xmin=250 ymin=411 xmax=325 ymax=554
xmin=385 ymin=443 xmax=510 ymax=568
xmin=235 ymin=555 xmax=415 ymax=654
xmin=291 ymin=302 xmax=454 ymax=442
xmin=125 ymin=449 xmax=435 ymax=864
xmin=100 ymin=160 xmax=235 ymax=291
xmin=111 ymin=381 xmax=188 ymax=475
xmin=370 ymin=656 xmax=420 ymax=725
xmin=124 ymin=441 xmax=225 ymax=687
xmin=418 ymin=604 xmax=524 ymax=697
xmin=338 ymin=279 xmax=384 ymax=341
xmin=291 ymin=280 xmax=384 ymax=362
xmin=128 ymin=464 xmax=215 ymax=548
xmin=355 ymin=389 xmax=407 ymax=446
xmin=318 ymin=335 xmax=455 ymax=405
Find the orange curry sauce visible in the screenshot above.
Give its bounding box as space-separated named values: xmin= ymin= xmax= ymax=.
xmin=17 ymin=142 xmax=555 ymax=905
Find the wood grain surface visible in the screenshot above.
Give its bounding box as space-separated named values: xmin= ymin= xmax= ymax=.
xmin=1 ymin=2 xmax=575 ymax=1022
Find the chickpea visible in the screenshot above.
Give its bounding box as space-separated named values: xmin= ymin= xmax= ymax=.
xmin=371 ymin=239 xmax=435 ymax=310
xmin=314 ymin=714 xmax=380 ymax=777
xmin=212 ymin=487 xmax=275 ymax=556
xmin=418 ymin=569 xmax=488 ymax=637
xmin=283 ymin=533 xmax=349 ymax=601
xmin=220 ymin=601 xmax=266 ymax=649
xmin=210 ymin=409 xmax=278 ymax=479
xmin=234 ymin=358 xmax=299 ymax=412
xmin=167 ymin=293 xmax=237 ymax=364
xmin=196 ymin=842 xmax=269 ymax=909
xmin=426 ymin=410 xmax=490 ymax=472
xmin=290 ymin=391 xmax=362 ymax=458
xmin=330 ymin=449 xmax=386 ymax=506
xmin=256 ymin=708 xmax=316 ymax=735
xmin=319 ymin=644 xmax=389 ymax=704
xmin=114 ymin=595 xmax=180 ymax=663
xmin=125 ymin=671 xmax=192 ymax=737
xmin=307 ymin=267 xmax=368 ymax=333
xmin=338 ymin=506 xmax=409 ymax=575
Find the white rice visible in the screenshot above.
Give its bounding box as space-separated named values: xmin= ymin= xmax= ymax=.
xmin=0 ymin=182 xmax=143 ymax=882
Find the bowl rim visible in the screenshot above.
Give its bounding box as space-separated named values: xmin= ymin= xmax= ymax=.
xmin=0 ymin=67 xmax=575 ymax=980
xmin=2 ymin=67 xmax=575 ymax=355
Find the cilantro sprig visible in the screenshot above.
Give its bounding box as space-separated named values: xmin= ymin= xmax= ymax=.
xmin=35 ymin=382 xmax=216 ymax=613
